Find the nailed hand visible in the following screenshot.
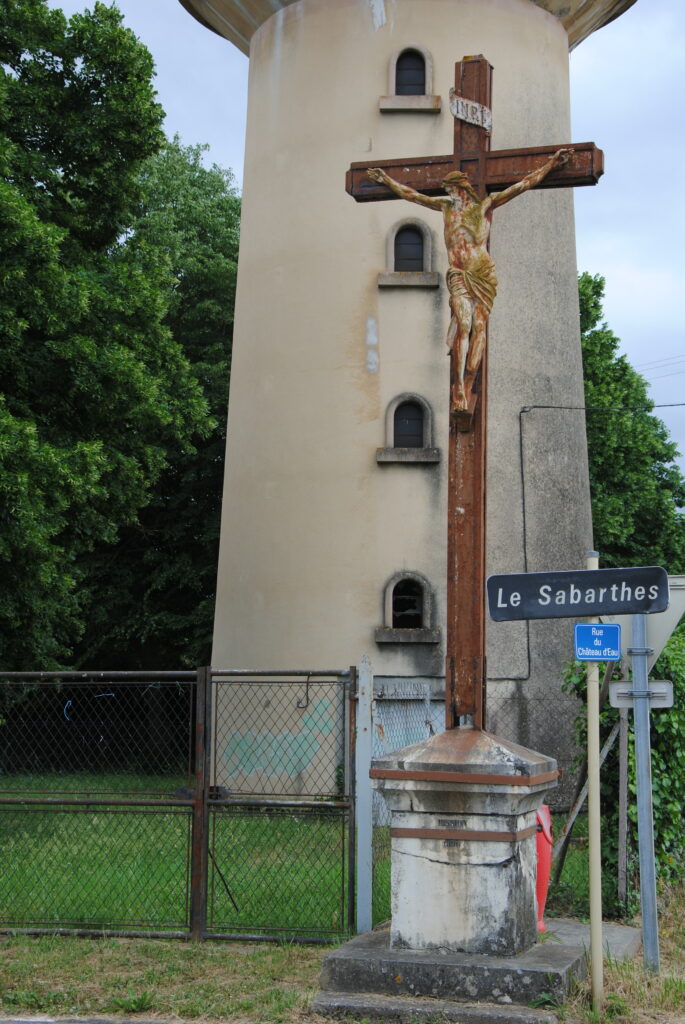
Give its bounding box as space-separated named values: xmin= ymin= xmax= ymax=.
xmin=554 ymin=147 xmax=573 ymax=166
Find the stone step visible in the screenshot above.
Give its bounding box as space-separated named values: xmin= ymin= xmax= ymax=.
xmin=312 ymin=990 xmax=560 ymax=1023
xmin=319 ymin=929 xmax=585 ymax=1006
xmin=318 ymin=920 xmax=642 ymax=1015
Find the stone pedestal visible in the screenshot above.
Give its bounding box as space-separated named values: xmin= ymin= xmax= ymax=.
xmin=371 ymin=726 xmax=558 ymax=956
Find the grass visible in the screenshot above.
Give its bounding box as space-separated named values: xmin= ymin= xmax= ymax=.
xmin=0 ymin=882 xmax=683 ymax=1023
xmin=0 ymin=803 xmax=192 ymax=928
xmin=0 ymin=769 xmax=189 ymax=795
xmin=0 ymin=774 xmax=349 ymax=938
xmin=2 ymin=782 xmax=683 ymax=1023
xmin=0 ymin=932 xmax=330 ymax=1023
xmin=560 ymin=880 xmax=685 ymax=1023
xmin=548 ymin=841 xmax=592 ymax=919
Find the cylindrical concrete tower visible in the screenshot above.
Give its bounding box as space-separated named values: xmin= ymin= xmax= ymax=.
xmin=180 ymin=0 xmax=637 ymax=791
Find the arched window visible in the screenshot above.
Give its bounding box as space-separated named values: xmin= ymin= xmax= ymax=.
xmin=375 ymin=571 xmax=440 ymax=644
xmin=377 ymin=393 xmax=439 ymax=463
xmin=394 ymin=401 xmax=423 ymax=448
xmin=380 ymin=47 xmax=439 ymax=113
xmin=392 ymin=578 xmax=423 ymax=628
xmin=395 ymin=49 xmax=425 ymax=96
xmin=394 ymin=226 xmax=424 ymax=272
xmin=378 ymin=219 xmax=439 ymax=287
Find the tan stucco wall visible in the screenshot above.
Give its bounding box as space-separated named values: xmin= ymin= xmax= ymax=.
xmin=212 ymin=0 xmax=593 ymax=734
xmin=180 ymin=0 xmax=638 ymax=53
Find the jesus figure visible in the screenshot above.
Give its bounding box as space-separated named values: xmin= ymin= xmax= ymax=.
xmin=368 ymin=148 xmax=572 ymax=412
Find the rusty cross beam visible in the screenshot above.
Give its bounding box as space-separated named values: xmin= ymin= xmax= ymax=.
xmin=347 ymin=45 xmax=601 ymax=205
xmin=346 ymin=56 xmax=603 ymax=731
xmin=346 ymin=141 xmax=602 ymax=202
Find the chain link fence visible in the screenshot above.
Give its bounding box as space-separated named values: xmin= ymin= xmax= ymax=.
xmin=205 ymin=671 xmax=354 ymax=939
xmin=0 ymin=669 xmax=354 ymax=940
xmin=212 ymin=673 xmax=347 ymax=797
xmin=0 ymin=673 xmax=196 ymax=935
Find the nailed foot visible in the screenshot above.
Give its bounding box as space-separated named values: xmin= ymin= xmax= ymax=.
xmin=451 ymin=388 xmax=468 ymax=414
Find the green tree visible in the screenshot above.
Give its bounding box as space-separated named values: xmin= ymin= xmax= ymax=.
xmin=580 ymin=272 xmax=685 ymax=571
xmin=560 ymin=276 xmax=685 ymax=915
xmin=75 ymin=139 xmax=240 ymax=668
xmin=0 ymin=2 xmax=210 ymax=668
xmin=563 ymin=624 xmax=685 ymax=916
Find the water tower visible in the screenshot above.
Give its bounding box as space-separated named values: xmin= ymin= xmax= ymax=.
xmin=180 ymin=0 xmax=637 ymax=786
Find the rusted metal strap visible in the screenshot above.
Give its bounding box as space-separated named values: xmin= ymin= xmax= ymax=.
xmin=391 ymin=825 xmax=537 ymax=842
xmin=370 ymin=768 xmax=559 ymax=786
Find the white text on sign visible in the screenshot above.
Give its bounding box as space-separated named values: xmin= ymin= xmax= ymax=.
xmin=495 ymin=581 xmax=660 ymax=610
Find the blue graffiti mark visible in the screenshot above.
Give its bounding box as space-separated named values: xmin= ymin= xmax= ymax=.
xmin=63 ymin=692 xmax=115 ymax=722
xmin=223 ymin=698 xmax=333 ymax=778
xmin=301 ymin=698 xmax=335 ymax=736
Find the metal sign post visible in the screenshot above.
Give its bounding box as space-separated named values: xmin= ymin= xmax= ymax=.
xmin=572 ymin=607 xmax=623 ymax=1010
xmin=486 ymin=559 xmax=670 ymax=995
xmin=629 ymin=613 xmax=661 ymax=973
xmin=584 ymin=553 xmax=604 ymax=1012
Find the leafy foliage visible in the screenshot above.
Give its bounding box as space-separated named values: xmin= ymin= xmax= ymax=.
xmin=563 ymin=626 xmax=685 ymax=917
xmin=558 ymin=277 xmax=685 ymax=916
xmin=646 ymin=627 xmax=685 ymax=885
xmin=74 ymin=139 xmax=240 ymax=668
xmin=1 ymin=0 xmax=163 ymax=251
xmin=0 ymin=2 xmax=211 ymax=668
xmin=580 ymin=272 xmax=685 ymax=571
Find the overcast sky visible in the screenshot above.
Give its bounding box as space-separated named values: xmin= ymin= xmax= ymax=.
xmin=48 ymin=0 xmax=685 ymax=470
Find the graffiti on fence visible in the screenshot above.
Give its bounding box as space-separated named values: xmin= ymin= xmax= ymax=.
xmin=223 ymin=698 xmax=334 ymax=778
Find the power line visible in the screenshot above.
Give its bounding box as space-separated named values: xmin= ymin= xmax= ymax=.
xmin=520 ymin=402 xmax=685 ymax=414
xmin=646 ymin=369 xmax=685 ymax=382
xmin=636 ymin=354 xmax=685 ymax=370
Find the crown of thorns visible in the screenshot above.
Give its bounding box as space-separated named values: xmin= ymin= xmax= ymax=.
xmin=442 ymin=171 xmax=479 ymax=197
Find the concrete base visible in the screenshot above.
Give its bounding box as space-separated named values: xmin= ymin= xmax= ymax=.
xmin=311 ymin=991 xmax=560 ymax=1023
xmin=372 ymin=728 xmax=559 ymax=954
xmin=315 ymin=920 xmax=641 ymax=1022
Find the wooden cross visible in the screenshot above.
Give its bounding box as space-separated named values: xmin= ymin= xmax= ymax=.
xmin=346 ymin=56 xmax=603 ymax=732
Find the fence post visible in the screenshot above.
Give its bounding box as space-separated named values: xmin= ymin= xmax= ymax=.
xmin=189 ymin=666 xmax=211 ymax=941
xmin=355 ymin=656 xmax=374 ymax=933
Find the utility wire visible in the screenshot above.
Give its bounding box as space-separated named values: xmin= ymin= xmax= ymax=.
xmin=645 ymin=369 xmax=685 ymax=382
xmin=636 ymin=354 xmax=685 ymax=370
xmin=520 ymin=403 xmax=685 ymax=413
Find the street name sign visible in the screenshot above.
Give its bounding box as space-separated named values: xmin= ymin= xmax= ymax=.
xmin=574 ymin=623 xmax=621 ymax=661
xmin=487 ymin=566 xmax=669 ymax=622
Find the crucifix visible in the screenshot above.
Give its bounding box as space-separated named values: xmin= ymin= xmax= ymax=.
xmin=346 ymin=55 xmax=603 ymax=732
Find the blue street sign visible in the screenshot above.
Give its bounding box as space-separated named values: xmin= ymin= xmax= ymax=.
xmin=574 ymin=623 xmax=622 ymax=661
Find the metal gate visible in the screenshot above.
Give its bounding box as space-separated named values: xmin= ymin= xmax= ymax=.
xmin=0 ymin=667 xmax=355 ymax=941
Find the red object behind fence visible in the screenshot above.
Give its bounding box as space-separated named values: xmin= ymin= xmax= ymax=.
xmin=536 ymin=803 xmax=553 ymax=933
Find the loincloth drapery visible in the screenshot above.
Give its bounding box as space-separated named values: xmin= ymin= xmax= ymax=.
xmin=446 ymin=254 xmax=497 ymax=312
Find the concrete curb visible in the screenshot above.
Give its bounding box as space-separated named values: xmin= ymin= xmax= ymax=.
xmin=311 ymin=991 xmax=561 ymax=1023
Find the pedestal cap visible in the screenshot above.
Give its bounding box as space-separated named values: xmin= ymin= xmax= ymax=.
xmin=371 ymin=726 xmax=558 ymax=786
xmin=371 ymin=727 xmax=558 ymax=814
